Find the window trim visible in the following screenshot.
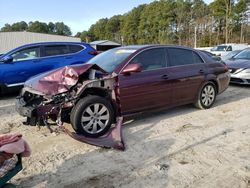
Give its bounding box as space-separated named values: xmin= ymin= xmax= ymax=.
xmin=166 ymin=47 xmax=205 ymax=68
xmin=40 ymin=44 xmax=86 ymax=58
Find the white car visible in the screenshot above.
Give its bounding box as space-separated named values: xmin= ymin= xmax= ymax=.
xmin=211 ymin=43 xmax=248 ymax=57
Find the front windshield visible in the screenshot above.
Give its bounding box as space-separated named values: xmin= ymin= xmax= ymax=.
xmin=87 ymin=48 xmax=136 ymax=73
xmin=211 ymin=45 xmax=228 ymax=51
xmin=233 ymin=49 xmax=250 ymax=60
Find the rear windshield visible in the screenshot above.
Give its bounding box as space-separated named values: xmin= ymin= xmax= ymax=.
xmin=87 ymin=48 xmax=136 ymax=73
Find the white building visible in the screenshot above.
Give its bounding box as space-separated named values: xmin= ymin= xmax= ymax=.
xmin=0 ymin=31 xmax=81 ymax=54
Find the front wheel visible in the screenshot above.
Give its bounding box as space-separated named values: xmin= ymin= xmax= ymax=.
xmin=70 ymin=95 xmax=114 ymax=138
xmin=195 ymin=82 xmax=217 ymax=109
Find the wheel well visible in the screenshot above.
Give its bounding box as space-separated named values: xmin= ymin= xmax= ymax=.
xmin=209 ymin=80 xmax=219 ymax=94
xmin=80 ymin=87 xmax=110 ymax=99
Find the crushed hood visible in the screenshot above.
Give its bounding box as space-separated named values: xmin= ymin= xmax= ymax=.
xmin=25 ymin=64 xmax=107 ymax=96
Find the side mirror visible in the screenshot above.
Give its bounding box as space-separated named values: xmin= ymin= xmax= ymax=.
xmin=0 ymin=55 xmax=13 ymax=63
xmin=122 ymin=63 xmax=142 ymax=75
xmin=212 ymin=56 xmax=221 ymax=61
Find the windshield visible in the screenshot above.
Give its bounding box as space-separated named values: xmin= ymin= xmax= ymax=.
xmin=211 ymin=45 xmax=228 ymax=51
xmin=233 ymin=49 xmax=250 ymax=60
xmin=87 ymin=48 xmax=136 ymax=73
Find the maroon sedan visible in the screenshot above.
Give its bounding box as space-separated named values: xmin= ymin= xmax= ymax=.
xmin=16 ymin=45 xmax=230 ymax=137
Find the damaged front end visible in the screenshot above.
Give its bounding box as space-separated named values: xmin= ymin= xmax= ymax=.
xmin=16 ymin=64 xmax=119 ymax=131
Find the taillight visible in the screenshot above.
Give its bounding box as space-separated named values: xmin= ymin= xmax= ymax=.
xmin=88 ymin=51 xmax=98 ymax=56
xmin=224 ymin=64 xmax=229 ymax=72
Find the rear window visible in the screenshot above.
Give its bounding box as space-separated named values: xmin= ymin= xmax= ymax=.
xmin=168 ymin=48 xmax=203 ymax=66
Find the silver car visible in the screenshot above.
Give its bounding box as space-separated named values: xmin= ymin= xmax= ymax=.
xmin=225 ymin=48 xmax=250 ymax=85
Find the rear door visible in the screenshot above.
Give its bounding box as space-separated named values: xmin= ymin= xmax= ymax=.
xmin=118 ymin=47 xmax=172 ymax=115
xmin=166 ymin=47 xmax=206 ymax=104
xmin=41 ymin=44 xmax=88 ymax=68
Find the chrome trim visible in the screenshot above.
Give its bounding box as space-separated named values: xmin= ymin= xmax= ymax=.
xmin=118 ymin=46 xmax=205 ymax=74
xmin=10 ymin=44 xmax=87 ymax=62
xmin=6 ymin=82 xmax=24 ymax=87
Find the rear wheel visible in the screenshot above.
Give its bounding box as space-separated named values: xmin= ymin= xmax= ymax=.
xmin=195 ymin=82 xmax=216 ymax=109
xmin=70 ymin=95 xmax=114 ymax=138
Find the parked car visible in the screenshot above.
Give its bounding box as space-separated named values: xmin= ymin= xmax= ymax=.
xmin=0 ymin=42 xmax=97 ymax=94
xmin=224 ymin=48 xmax=250 ymax=85
xmin=210 ymin=43 xmax=248 ymax=57
xmin=199 ymin=50 xmax=222 ymax=62
xmin=221 ymin=50 xmax=242 ymax=61
xmin=16 ymin=45 xmax=230 ymax=137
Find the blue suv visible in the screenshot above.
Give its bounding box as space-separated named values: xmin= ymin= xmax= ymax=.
xmin=0 ymin=42 xmax=97 ymax=94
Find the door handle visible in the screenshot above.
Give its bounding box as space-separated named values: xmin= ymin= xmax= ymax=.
xmin=199 ymin=69 xmax=205 ymax=74
xmin=161 ymin=75 xmax=169 ymax=80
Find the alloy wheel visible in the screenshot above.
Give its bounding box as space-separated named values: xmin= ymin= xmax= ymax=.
xmin=81 ymin=103 xmax=110 ymax=134
xmin=201 ymin=85 xmax=215 ymax=107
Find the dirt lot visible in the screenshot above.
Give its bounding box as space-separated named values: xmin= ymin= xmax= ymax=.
xmin=0 ymin=85 xmax=250 ymax=188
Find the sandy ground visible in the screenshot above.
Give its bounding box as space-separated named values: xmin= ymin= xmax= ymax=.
xmin=0 ymin=85 xmax=250 ymax=188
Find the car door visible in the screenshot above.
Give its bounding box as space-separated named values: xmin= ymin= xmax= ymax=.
xmin=1 ymin=46 xmax=47 ymax=86
xmin=166 ymin=47 xmax=206 ymax=104
xmin=41 ymin=44 xmax=84 ymax=68
xmin=118 ymin=47 xmax=172 ymax=115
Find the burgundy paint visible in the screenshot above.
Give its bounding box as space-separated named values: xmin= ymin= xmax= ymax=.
xmin=25 ymin=64 xmax=107 ymax=96
xmin=63 ymin=117 xmax=125 ymax=151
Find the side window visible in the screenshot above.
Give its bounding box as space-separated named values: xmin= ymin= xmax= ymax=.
xmin=168 ymin=48 xmax=203 ymax=66
xmin=11 ymin=47 xmax=40 ymax=62
xmin=227 ymin=46 xmax=232 ymax=51
xmin=193 ymin=52 xmax=204 ymax=64
xmin=43 ymin=45 xmax=70 ymax=57
xmin=69 ymin=45 xmax=84 ymax=53
xmin=130 ymin=48 xmax=166 ymax=71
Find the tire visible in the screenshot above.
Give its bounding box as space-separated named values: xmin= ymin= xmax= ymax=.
xmin=70 ymin=95 xmax=114 ymax=138
xmin=194 ymin=82 xmax=217 ymax=109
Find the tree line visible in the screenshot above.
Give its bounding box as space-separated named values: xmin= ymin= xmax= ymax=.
xmin=76 ymin=0 xmax=250 ymax=47
xmin=0 ymin=21 xmax=72 ymax=36
xmin=1 ymin=0 xmax=250 ymax=47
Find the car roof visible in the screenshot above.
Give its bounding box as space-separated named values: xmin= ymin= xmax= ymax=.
xmin=18 ymin=41 xmax=88 ymax=48
xmin=117 ymin=44 xmax=197 ymax=51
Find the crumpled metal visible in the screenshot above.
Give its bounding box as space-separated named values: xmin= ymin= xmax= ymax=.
xmin=24 ymin=64 xmax=107 ymax=96
xmin=63 ymin=117 xmax=125 ymax=151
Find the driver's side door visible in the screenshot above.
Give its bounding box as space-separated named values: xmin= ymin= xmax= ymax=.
xmin=118 ymin=48 xmax=172 ymax=115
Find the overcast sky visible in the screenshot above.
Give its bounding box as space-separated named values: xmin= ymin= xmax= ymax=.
xmin=0 ymin=0 xmax=213 ymax=35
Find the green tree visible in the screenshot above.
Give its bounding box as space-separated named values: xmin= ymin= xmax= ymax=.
xmin=27 ymin=21 xmax=49 ymax=33
xmin=0 ymin=21 xmax=28 ymax=32
xmin=105 ymin=15 xmax=122 ymax=42
xmin=54 ymin=22 xmax=72 ymax=36
xmin=121 ymin=4 xmax=146 ymax=44
xmin=48 ymin=22 xmax=55 ymax=34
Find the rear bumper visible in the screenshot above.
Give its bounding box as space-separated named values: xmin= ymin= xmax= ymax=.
xmin=217 ymin=71 xmax=231 ymax=94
